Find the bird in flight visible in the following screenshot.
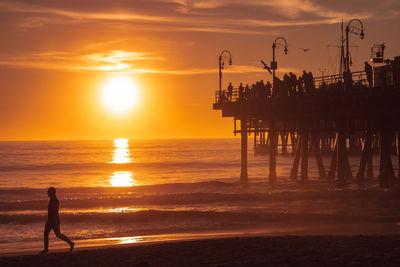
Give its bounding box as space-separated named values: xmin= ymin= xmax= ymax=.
xmin=300 ymin=48 xmax=311 ymax=52
xmin=260 ymin=60 xmax=272 ymax=74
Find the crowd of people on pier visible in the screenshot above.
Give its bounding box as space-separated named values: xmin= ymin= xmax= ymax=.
xmin=219 ymin=66 xmax=377 ymax=105
xmin=219 ymin=71 xmax=317 ymax=103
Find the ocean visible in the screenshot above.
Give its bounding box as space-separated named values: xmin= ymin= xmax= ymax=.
xmin=1 ymin=138 xmax=400 ymax=253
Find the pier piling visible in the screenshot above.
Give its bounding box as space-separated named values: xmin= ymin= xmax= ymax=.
xmin=240 ymin=118 xmax=248 ymax=182
xmin=269 ymin=123 xmax=277 ymax=182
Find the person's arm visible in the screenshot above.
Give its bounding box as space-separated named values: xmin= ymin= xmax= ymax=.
xmin=48 ymin=198 xmax=59 ymax=222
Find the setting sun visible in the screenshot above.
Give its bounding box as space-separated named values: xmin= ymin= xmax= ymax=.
xmin=101 ymin=77 xmax=139 ymax=114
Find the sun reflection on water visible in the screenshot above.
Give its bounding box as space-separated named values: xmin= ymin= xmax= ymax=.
xmin=106 ymin=207 xmax=138 ymax=213
xmin=111 ymin=138 xmax=132 ymax=163
xmin=110 ymin=236 xmax=146 ymax=244
xmin=109 ymin=171 xmax=135 ymax=187
xmin=109 ymin=139 xmax=135 ymax=187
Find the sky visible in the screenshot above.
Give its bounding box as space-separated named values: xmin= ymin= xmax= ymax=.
xmin=0 ymin=0 xmax=399 ymax=140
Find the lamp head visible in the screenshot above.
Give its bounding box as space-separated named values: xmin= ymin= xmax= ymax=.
xmin=229 ymin=59 xmax=232 ymax=65
xmin=284 ymin=47 xmax=288 ymax=55
xmin=360 ymin=31 xmax=365 ymax=39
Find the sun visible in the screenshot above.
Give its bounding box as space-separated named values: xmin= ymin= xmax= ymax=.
xmin=101 ymin=77 xmax=139 ymax=114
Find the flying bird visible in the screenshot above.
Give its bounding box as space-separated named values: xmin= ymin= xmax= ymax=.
xmin=300 ymin=48 xmax=311 ymax=52
xmin=260 ymin=60 xmax=272 ymax=74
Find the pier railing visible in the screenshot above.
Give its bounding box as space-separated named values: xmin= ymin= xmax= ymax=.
xmin=313 ymin=71 xmax=367 ymax=87
xmin=215 ymin=70 xmax=369 ymax=104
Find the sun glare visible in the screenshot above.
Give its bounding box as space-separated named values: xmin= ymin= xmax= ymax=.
xmin=110 ymin=138 xmax=132 ymax=163
xmin=101 ymin=77 xmax=139 ymax=114
xmin=109 ymin=171 xmax=135 ymax=187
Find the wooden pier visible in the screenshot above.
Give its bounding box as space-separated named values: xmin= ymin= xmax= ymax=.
xmin=213 ymin=57 xmax=400 ymax=187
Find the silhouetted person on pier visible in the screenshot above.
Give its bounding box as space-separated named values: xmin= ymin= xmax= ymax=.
xmin=289 ymin=72 xmax=297 ymax=95
xmin=302 ymin=71 xmax=314 ymax=93
xmin=41 ymin=187 xmax=74 ymax=254
xmin=282 ymin=74 xmax=291 ymax=97
xmin=259 ymin=80 xmax=267 ymax=100
xmin=272 ymin=76 xmax=282 ymax=98
xmin=244 ymin=84 xmax=250 ymax=100
xmin=266 ymin=81 xmax=272 ymax=96
xmin=297 ymin=77 xmax=304 ymax=94
xmin=308 ymin=72 xmax=314 ymax=92
xmin=254 ymin=81 xmax=261 ymax=101
xmin=302 ymin=71 xmax=308 ymax=92
xmin=365 ymin=61 xmax=373 ymax=87
xmin=238 ymin=83 xmax=244 ymax=101
xmin=260 ymin=80 xmax=265 ymax=89
xmin=227 ymin=82 xmax=233 ymax=101
xmin=247 ymin=83 xmax=257 ymax=106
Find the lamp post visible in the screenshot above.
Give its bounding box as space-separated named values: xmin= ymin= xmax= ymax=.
xmin=271 ymin=37 xmax=288 ymax=94
xmin=269 ymin=37 xmax=288 ymax=182
xmin=218 ymin=50 xmax=232 ymax=101
xmin=345 ymin=19 xmax=364 ymax=74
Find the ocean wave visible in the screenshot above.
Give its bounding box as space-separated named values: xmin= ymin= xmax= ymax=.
xmin=1 ymin=186 xmax=400 ymax=211
xmin=1 ymin=209 xmax=398 ymax=224
xmin=0 ymin=161 xmax=241 ymax=172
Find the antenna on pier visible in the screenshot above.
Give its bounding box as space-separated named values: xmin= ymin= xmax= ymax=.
xmin=340 ymin=20 xmax=345 ymax=75
xmin=327 ymin=20 xmax=360 ymax=75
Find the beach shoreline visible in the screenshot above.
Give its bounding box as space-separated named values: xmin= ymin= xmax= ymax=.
xmin=1 ymin=235 xmax=400 ymax=266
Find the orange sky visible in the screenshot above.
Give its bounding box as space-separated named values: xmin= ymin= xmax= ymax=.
xmin=0 ymin=0 xmax=399 ymax=140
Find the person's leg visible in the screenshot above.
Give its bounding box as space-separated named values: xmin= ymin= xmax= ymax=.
xmin=43 ymin=222 xmax=51 ymax=252
xmin=53 ymin=224 xmax=74 ymax=251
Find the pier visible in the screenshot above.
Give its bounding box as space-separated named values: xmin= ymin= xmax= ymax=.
xmin=213 ymin=48 xmax=400 ymax=187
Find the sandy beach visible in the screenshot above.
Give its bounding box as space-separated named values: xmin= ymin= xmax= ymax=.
xmin=1 ymin=235 xmax=400 ymax=266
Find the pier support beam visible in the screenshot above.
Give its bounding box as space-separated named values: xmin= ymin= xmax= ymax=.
xmin=397 ymin=131 xmax=400 ymax=179
xmin=269 ymin=122 xmax=277 ymax=183
xmin=300 ymin=129 xmax=309 ymax=182
xmin=328 ymin=135 xmax=338 ymax=181
xmin=254 ymin=121 xmax=257 ymax=151
xmin=240 ymin=118 xmax=248 ymax=183
xmin=290 ymin=135 xmax=301 ymax=179
xmin=356 ymin=131 xmax=372 ymax=185
xmin=379 ymin=130 xmax=395 ymax=187
xmin=290 ymin=132 xmax=298 ymax=155
xmin=281 ymin=133 xmax=288 ymax=155
xmin=337 ymin=128 xmax=347 ymax=187
xmin=312 ymin=135 xmax=326 ymax=179
xmin=344 ymin=144 xmax=353 ymax=179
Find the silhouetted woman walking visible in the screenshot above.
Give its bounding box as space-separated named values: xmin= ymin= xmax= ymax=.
xmin=41 ymin=187 xmax=74 ymax=253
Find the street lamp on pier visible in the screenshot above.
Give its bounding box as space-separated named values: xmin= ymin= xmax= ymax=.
xmin=268 ymin=37 xmax=288 ymax=182
xmin=345 ymin=19 xmax=365 ymax=75
xmin=218 ymin=50 xmax=232 ymax=101
xmin=271 ymin=37 xmax=288 ymax=94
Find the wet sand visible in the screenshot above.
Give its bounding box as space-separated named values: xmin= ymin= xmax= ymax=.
xmin=1 ymin=235 xmax=400 ymax=266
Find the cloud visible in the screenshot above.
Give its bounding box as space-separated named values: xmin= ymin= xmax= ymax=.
xmin=123 ymin=65 xmax=297 ymax=75
xmin=1 ymin=0 xmax=393 ymax=34
xmin=0 ymin=50 xmax=164 ymax=72
xmin=0 ymin=49 xmax=296 ymax=75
